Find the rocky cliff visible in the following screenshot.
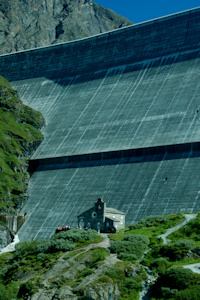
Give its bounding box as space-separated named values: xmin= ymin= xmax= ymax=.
xmin=0 ymin=224 xmax=13 ymax=248
xmin=0 ymin=0 xmax=133 ymax=55
xmin=0 ymin=76 xmax=44 ymax=213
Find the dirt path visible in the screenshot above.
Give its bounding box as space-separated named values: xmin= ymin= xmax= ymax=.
xmin=157 ymin=214 xmax=197 ymax=244
xmin=140 ymin=214 xmax=198 ymax=300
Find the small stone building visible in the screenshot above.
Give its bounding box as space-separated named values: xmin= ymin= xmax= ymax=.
xmin=77 ymin=198 xmax=125 ymax=232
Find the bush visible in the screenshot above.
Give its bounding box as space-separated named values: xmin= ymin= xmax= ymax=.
xmin=35 ymin=240 xmax=51 ymax=254
xmin=169 ymin=214 xmax=200 ymax=242
xmin=151 ymin=267 xmax=195 ymax=298
xmin=37 ymin=253 xmax=50 ymax=262
xmin=0 ymin=282 xmax=19 ymax=300
xmin=158 ymin=239 xmax=195 ymax=261
xmin=152 ymin=257 xmax=169 ymax=274
xmin=106 ymin=267 xmax=125 ymax=282
xmin=129 ymin=215 xmax=169 ymax=230
xmin=161 ymin=287 xmax=178 ymax=298
xmin=151 ymin=267 xmax=194 ymax=298
xmin=90 ymin=248 xmax=109 ymax=264
xmin=110 ymin=234 xmax=149 ymax=260
xmin=17 ymin=276 xmax=42 ymax=298
xmin=124 ymin=234 xmax=149 ymax=245
xmin=146 ymin=238 xmax=195 ymax=263
xmin=176 ymin=285 xmax=200 ymax=300
xmin=118 ymin=252 xmax=138 ymax=262
xmin=110 ymin=241 xmax=135 ymax=254
xmin=80 ymin=269 xmax=94 ymax=278
xmin=174 ymin=239 xmax=195 ymax=250
xmin=129 ymin=213 xmax=184 ymax=231
xmin=164 ymin=268 xmax=194 ymax=290
xmin=52 ymin=229 xmax=98 ymax=243
xmin=48 ymin=239 xmax=75 ymax=253
xmin=121 ymin=278 xmax=142 ymax=294
xmin=14 ymin=241 xmax=37 ymax=259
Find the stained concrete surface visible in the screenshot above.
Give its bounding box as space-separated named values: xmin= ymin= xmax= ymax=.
xmin=0 ymin=8 xmax=200 ymax=240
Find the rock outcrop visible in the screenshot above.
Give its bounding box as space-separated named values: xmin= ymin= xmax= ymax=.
xmin=0 ymin=0 xmax=133 ymax=55
xmin=0 ymin=224 xmax=13 ymax=249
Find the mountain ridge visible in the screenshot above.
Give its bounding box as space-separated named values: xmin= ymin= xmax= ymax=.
xmin=0 ymin=0 xmax=133 ymax=55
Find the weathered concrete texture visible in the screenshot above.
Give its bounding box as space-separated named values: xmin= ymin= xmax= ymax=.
xmin=8 ymin=56 xmax=200 ymax=159
xmin=0 ymin=8 xmax=200 ymax=240
xmin=19 ymin=150 xmax=200 ymax=241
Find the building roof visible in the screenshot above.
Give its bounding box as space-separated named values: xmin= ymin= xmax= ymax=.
xmin=105 ymin=215 xmax=122 ymax=222
xmin=105 ymin=207 xmax=125 ymax=215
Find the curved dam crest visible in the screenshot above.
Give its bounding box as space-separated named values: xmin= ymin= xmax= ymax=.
xmin=0 ymin=8 xmax=200 ymax=240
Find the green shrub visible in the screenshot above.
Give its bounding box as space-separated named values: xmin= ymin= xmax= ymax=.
xmin=161 ymin=287 xmax=178 ymax=298
xmin=48 ymin=239 xmax=75 ymax=253
xmin=129 ymin=213 xmax=184 ymax=231
xmin=144 ymin=238 xmax=195 ymax=263
xmin=174 ymin=239 xmax=195 ymax=250
xmin=152 ymin=257 xmax=169 ymax=274
xmin=90 ymin=248 xmax=109 ymax=264
xmin=110 ymin=241 xmax=135 ymax=254
xmin=129 ymin=215 xmax=169 ymax=230
xmin=124 ymin=234 xmax=149 ymax=245
xmin=120 ymin=277 xmax=142 ymax=295
xmin=35 ymin=240 xmax=51 ymax=254
xmin=164 ymin=268 xmax=195 ymax=290
xmin=37 ymin=253 xmax=50 ymax=262
xmin=176 ymin=285 xmax=200 ymax=300
xmin=110 ymin=234 xmax=149 ymax=260
xmin=151 ymin=267 xmax=194 ymax=298
xmin=158 ymin=239 xmax=195 ymax=261
xmin=0 ymin=282 xmax=19 ymax=300
xmin=14 ymin=241 xmax=37 ymax=259
xmin=52 ymin=229 xmax=98 ymax=243
xmin=118 ymin=252 xmax=138 ymax=262
xmin=17 ymin=276 xmax=42 ymax=298
xmin=80 ymin=269 xmax=94 ymax=278
xmin=169 ymin=214 xmax=200 ymax=242
xmin=106 ymin=267 xmax=126 ymax=282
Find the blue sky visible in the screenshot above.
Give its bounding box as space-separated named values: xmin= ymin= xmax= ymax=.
xmin=94 ymin=0 xmax=200 ymax=23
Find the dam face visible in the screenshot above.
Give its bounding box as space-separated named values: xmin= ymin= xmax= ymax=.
xmin=0 ymin=8 xmax=200 ymax=240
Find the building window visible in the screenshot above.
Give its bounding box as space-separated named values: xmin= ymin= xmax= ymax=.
xmin=92 ymin=212 xmax=97 ymax=218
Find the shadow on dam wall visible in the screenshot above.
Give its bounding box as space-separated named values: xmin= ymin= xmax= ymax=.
xmin=0 ymin=8 xmax=200 ymax=240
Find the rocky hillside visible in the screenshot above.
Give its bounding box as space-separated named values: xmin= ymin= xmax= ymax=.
xmin=0 ymin=76 xmax=44 ymax=214
xmin=0 ymin=0 xmax=133 ymax=55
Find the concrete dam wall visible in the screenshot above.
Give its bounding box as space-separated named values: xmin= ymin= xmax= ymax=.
xmin=0 ymin=8 xmax=200 ymax=240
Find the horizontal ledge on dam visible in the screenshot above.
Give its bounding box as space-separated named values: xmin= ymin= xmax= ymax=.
xmin=28 ymin=141 xmax=200 ymax=173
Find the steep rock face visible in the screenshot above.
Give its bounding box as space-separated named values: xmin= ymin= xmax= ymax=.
xmin=0 ymin=224 xmax=13 ymax=248
xmin=0 ymin=76 xmax=45 ymax=213
xmin=0 ymin=0 xmax=133 ymax=55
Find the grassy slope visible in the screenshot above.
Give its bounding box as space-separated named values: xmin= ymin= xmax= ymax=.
xmin=0 ymin=76 xmax=44 ymax=213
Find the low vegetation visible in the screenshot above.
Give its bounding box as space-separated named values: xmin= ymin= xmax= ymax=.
xmin=0 ymin=213 xmax=200 ymax=299
xmin=110 ymin=234 xmax=149 ymax=262
xmin=168 ymin=213 xmax=200 ymax=246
